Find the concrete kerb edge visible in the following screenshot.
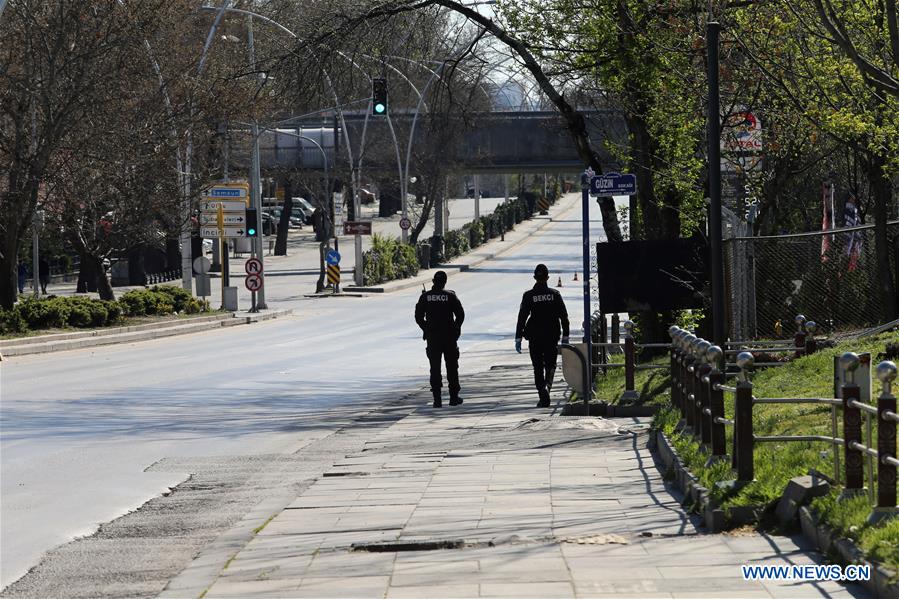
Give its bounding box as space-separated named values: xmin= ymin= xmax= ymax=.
xmin=346 ymin=197 xmax=580 ymax=295
xmin=797 ymin=506 xmax=899 ymax=598
xmin=1 ymin=309 xmax=293 ymax=356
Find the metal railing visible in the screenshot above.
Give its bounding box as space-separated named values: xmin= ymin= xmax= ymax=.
xmin=669 ymin=323 xmax=898 ymax=523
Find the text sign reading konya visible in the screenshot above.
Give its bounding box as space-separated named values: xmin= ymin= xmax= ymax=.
xmin=589 ymin=172 xmax=637 ymax=196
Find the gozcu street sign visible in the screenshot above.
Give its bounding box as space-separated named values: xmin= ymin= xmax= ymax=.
xmin=589 ymin=172 xmax=637 ymax=196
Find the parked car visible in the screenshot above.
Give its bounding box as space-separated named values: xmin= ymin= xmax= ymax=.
xmin=292 ymin=197 xmax=316 ymax=218
xmin=266 ymin=207 xmax=304 ymax=228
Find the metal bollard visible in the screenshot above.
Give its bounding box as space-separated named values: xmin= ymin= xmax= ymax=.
xmin=870 ymin=361 xmax=898 ymax=523
xmin=804 ymin=320 xmax=818 ymax=356
xmin=622 ymin=320 xmax=639 ymax=402
xmin=794 ymin=314 xmax=807 ymax=358
xmin=707 ymin=345 xmax=727 ymax=458
xmin=840 ymin=352 xmax=864 ymax=497
xmin=734 ymin=352 xmax=755 ymax=483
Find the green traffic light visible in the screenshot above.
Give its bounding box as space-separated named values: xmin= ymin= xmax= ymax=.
xmin=248 ymin=228 xmax=256 ymax=236
xmin=374 ymin=103 xmax=386 ymax=114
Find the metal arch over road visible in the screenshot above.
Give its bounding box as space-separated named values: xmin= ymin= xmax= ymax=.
xmin=257 ymin=110 xmax=627 ymax=174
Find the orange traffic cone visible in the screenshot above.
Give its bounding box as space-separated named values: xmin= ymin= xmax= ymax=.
xmin=557 ymin=276 xmax=563 ymax=287
xmin=573 ymin=272 xmax=579 ymax=281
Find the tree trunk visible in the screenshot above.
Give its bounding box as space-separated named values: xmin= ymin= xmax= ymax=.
xmin=868 ymin=155 xmax=897 ymax=320
xmin=0 ymin=224 xmax=21 ymax=309
xmin=88 ymin=254 xmax=115 ymax=301
xmin=76 ymin=251 xmax=99 ymax=293
xmin=274 ymin=180 xmax=293 ymax=256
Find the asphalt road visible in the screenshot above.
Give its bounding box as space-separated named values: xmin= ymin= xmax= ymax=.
xmin=0 ymin=194 xmax=612 ymax=596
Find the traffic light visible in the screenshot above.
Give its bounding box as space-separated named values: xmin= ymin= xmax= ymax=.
xmin=245 ymin=208 xmax=258 ymax=237
xmin=372 ymin=78 xmax=387 ymax=115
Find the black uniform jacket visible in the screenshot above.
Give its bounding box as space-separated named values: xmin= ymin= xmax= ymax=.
xmin=415 ymin=287 xmax=465 ymax=342
xmin=516 ymin=283 xmax=570 ymax=342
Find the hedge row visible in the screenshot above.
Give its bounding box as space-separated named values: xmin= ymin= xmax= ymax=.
xmin=362 ymin=234 xmax=420 ymax=285
xmin=0 ymin=286 xmax=207 ymax=335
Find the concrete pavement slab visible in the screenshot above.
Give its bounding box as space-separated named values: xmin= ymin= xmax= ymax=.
xmin=189 ymin=364 xmax=868 ymax=599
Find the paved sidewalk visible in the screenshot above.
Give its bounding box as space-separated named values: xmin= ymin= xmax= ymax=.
xmin=164 ymin=367 xmax=866 ymax=598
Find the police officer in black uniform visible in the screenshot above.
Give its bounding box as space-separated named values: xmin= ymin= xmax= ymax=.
xmin=415 ymin=271 xmax=465 ymax=407
xmin=515 ymin=264 xmax=569 ymax=407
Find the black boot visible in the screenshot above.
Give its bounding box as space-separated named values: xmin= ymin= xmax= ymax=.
xmin=432 ymin=392 xmax=442 ymax=408
xmin=536 ymin=388 xmax=551 ymax=408
xmin=449 ymin=395 xmax=463 ymax=406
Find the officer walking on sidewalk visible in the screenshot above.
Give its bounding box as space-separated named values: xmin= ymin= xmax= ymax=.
xmin=515 ymin=264 xmax=569 ymax=407
xmin=415 ymin=270 xmax=465 ymax=408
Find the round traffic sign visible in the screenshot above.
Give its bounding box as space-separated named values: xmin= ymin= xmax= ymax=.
xmin=245 ymin=257 xmax=263 ymax=275
xmin=245 ymin=273 xmax=263 ymax=292
xmin=192 ymin=256 xmax=211 ymax=274
xmin=399 ymin=217 xmax=411 ymax=230
xmin=326 ymin=249 xmax=341 ymax=266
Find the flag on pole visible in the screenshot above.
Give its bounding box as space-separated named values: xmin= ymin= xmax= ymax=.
xmin=844 ymin=194 xmax=862 ymax=272
xmin=821 ymin=182 xmax=832 ymax=261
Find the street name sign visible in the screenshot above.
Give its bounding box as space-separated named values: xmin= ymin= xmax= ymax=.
xmin=344 ymin=221 xmax=373 ymax=235
xmin=200 ymin=213 xmax=246 ymax=226
xmin=200 ymin=200 xmax=247 ymax=213
xmin=589 ymin=172 xmax=637 ymax=196
xmin=200 ymin=226 xmax=245 ymax=238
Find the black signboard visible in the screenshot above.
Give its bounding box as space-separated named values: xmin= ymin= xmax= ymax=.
xmin=595 ymin=237 xmax=708 ymax=313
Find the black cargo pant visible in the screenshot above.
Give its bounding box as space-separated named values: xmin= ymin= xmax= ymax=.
xmin=426 ymin=338 xmax=460 ymax=398
xmin=528 ymin=339 xmax=559 ymax=393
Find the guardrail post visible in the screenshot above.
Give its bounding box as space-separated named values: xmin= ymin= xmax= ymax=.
xmin=734 ymin=352 xmax=755 ymax=482
xmin=870 ymin=361 xmax=898 ymax=523
xmin=804 ymin=320 xmax=818 ymax=356
xmin=695 ymin=340 xmax=711 ymax=444
xmin=669 ymin=327 xmax=681 ymax=413
xmin=708 ymin=346 xmax=727 ymax=459
xmin=684 ymin=341 xmax=697 ymax=432
xmin=622 ymin=320 xmax=639 ymax=402
xmin=698 ymin=352 xmax=713 ymax=448
xmin=794 ymin=314 xmax=807 ymax=359
xmin=840 ymin=352 xmax=864 ymax=498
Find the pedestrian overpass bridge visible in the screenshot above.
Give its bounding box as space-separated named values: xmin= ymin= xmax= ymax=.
xmin=257 ymin=110 xmax=627 ymax=174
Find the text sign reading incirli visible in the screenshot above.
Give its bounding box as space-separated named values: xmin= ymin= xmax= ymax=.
xmin=245 ymin=258 xmax=263 ymax=275
xmin=245 ymin=273 xmax=263 ymax=292
xmin=326 ymin=249 xmax=341 ymax=266
xmin=590 ymin=172 xmax=637 ymax=196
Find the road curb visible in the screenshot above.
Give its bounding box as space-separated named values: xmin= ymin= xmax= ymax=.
xmin=0 ymin=309 xmax=293 ymax=357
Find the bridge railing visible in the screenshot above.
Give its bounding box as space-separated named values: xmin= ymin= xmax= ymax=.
xmin=668 ymin=325 xmax=898 ymax=523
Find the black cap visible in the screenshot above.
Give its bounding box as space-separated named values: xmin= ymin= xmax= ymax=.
xmin=534 ymin=264 xmax=549 ymax=280
xmin=433 ymin=270 xmax=448 ymax=287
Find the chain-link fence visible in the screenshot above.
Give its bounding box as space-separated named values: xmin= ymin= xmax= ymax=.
xmin=725 ymin=221 xmax=899 ymax=339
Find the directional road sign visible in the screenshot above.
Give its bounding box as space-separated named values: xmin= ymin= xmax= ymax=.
xmin=200 ymin=213 xmax=246 ymax=226
xmin=326 ymin=249 xmax=341 ymax=266
xmin=203 ymin=183 xmax=249 ymax=199
xmin=200 ymin=200 xmax=247 ymax=212
xmin=200 ymin=226 xmax=245 ymax=238
xmin=590 ymin=172 xmax=637 ymax=196
xmin=245 ymin=273 xmax=263 ymax=292
xmin=245 ymin=258 xmax=263 ymax=275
